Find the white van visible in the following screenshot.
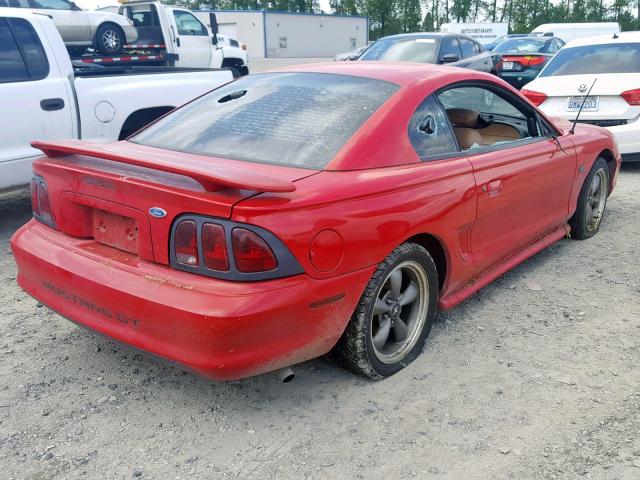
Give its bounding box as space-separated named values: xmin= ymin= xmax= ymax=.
xmin=530 ymin=22 xmax=620 ymax=43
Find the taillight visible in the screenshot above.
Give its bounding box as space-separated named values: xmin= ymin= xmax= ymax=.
xmin=30 ymin=178 xmax=40 ymax=216
xmin=621 ymin=88 xmax=640 ymax=105
xmin=502 ymin=55 xmax=546 ymax=67
xmin=169 ymin=215 xmax=302 ymax=280
xmin=202 ymin=223 xmax=229 ymax=271
xmin=30 ymin=176 xmax=55 ymax=227
xmin=521 ymin=89 xmax=548 ymax=106
xmin=174 ymin=220 xmax=199 ymax=266
xmin=232 ymin=228 xmax=277 ymax=273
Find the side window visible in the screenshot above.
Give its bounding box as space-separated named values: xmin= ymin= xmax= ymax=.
xmin=0 ymin=18 xmax=29 ymax=83
xmin=437 ymin=85 xmax=534 ymax=150
xmin=439 ymin=37 xmax=462 ymax=61
xmin=408 ymin=96 xmax=459 ymax=160
xmin=546 ymin=40 xmax=558 ymax=53
xmin=473 ymin=41 xmax=483 ymax=54
xmin=555 ymin=39 xmax=565 ymax=49
xmin=29 ymin=0 xmax=74 ymax=9
xmin=9 ymin=18 xmax=49 ymax=80
xmin=459 ymin=38 xmax=477 ymax=58
xmin=173 ymin=10 xmax=207 ymax=36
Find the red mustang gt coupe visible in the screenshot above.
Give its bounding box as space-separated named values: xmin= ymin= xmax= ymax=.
xmin=12 ymin=62 xmax=620 ymax=381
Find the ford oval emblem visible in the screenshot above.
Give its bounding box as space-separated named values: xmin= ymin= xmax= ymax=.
xmin=149 ymin=207 xmax=167 ymax=218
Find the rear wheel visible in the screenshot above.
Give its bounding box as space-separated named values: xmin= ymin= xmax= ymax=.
xmin=334 ymin=243 xmax=438 ymax=379
xmin=95 ymin=23 xmax=125 ymax=55
xmin=569 ymin=157 xmax=609 ymax=240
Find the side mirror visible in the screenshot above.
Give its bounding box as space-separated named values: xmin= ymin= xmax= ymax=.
xmin=440 ymin=53 xmax=460 ymax=63
xmin=209 ymin=13 xmax=219 ymax=34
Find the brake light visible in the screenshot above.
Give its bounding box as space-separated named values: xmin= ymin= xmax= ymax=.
xmin=169 ymin=216 xmax=302 ymax=280
xmin=232 ymin=228 xmax=278 ymax=273
xmin=502 ymin=55 xmax=546 ymax=67
xmin=621 ymin=88 xmax=640 ymax=105
xmin=30 ymin=179 xmax=40 ymax=216
xmin=521 ymin=89 xmax=548 ymax=106
xmin=31 ymin=176 xmax=55 ymax=227
xmin=174 ymin=220 xmax=199 ymax=266
xmin=202 ymin=223 xmax=229 ymax=271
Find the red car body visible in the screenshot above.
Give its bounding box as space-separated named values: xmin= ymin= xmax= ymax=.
xmin=11 ymin=62 xmax=621 ymax=380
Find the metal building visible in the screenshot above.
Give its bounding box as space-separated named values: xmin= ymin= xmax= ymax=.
xmin=194 ymin=10 xmax=369 ymax=59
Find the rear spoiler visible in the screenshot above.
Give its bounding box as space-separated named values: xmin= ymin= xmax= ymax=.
xmin=31 ymin=140 xmax=296 ymax=193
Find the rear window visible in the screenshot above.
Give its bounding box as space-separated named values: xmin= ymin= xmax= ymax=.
xmin=540 ymin=43 xmax=640 ymax=76
xmin=131 ymin=72 xmax=399 ymax=169
xmin=494 ymin=38 xmax=548 ymax=53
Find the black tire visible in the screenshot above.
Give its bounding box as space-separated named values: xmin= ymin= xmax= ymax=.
xmin=569 ymin=157 xmax=609 ymax=240
xmin=334 ymin=243 xmax=439 ymax=379
xmin=95 ymin=23 xmax=125 ymax=55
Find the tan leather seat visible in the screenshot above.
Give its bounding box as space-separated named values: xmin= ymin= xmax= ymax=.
xmin=447 ymin=108 xmax=521 ymax=149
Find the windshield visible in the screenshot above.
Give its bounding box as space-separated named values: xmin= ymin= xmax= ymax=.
xmin=131 ymin=72 xmax=399 ymax=169
xmin=359 ymin=37 xmax=439 ymax=63
xmin=494 ymin=38 xmax=548 ymax=53
xmin=540 ymin=43 xmax=640 ymax=76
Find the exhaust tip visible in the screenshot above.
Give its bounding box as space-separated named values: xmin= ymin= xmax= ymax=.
xmin=276 ymin=367 xmax=295 ymax=383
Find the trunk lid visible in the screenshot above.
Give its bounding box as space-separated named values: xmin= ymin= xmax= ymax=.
xmin=32 ymin=140 xmax=316 ymax=265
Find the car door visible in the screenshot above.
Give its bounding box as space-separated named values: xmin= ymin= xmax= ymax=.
xmin=170 ymin=9 xmax=212 ymax=68
xmin=437 ymin=82 xmax=576 ymax=273
xmin=0 ymin=16 xmax=74 ymax=190
xmin=27 ymin=0 xmax=90 ymax=44
xmin=457 ymin=37 xmax=492 ymax=72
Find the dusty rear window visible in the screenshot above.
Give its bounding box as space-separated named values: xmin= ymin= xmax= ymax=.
xmin=131 ymin=72 xmax=398 ymax=169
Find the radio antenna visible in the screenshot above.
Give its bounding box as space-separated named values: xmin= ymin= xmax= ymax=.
xmin=569 ymin=78 xmax=597 ymax=135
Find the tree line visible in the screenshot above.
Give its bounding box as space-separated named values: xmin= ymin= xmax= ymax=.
xmin=163 ymin=0 xmax=640 ymax=39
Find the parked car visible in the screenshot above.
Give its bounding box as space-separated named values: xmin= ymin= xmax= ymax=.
xmin=522 ymin=32 xmax=640 ymax=162
xmin=530 ymin=22 xmax=620 ymax=43
xmin=335 ymin=44 xmax=368 ymax=61
xmin=484 ymin=33 xmax=528 ymax=51
xmin=0 ymin=0 xmax=137 ymax=54
xmin=494 ymin=36 xmax=565 ymax=88
xmin=0 ymin=8 xmax=234 ymax=192
xmin=359 ymin=33 xmax=500 ymax=74
xmin=12 ymin=62 xmax=620 ymax=381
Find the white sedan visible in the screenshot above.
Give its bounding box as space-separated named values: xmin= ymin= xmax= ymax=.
xmin=521 ymin=32 xmax=640 ymax=162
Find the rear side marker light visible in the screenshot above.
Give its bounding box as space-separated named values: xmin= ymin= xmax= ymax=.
xmin=232 ymin=228 xmax=278 ymax=273
xmin=174 ymin=220 xmax=199 ymax=266
xmin=521 ymin=89 xmax=548 ymax=107
xmin=30 ymin=176 xmax=56 ymax=228
xmin=621 ymin=88 xmax=640 ymax=105
xmin=202 ymin=223 xmax=229 ymax=271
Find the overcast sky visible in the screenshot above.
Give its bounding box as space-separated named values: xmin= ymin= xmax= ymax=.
xmin=75 ymin=0 xmax=333 ymax=12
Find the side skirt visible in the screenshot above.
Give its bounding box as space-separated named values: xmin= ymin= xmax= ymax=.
xmin=438 ymin=225 xmax=570 ymax=310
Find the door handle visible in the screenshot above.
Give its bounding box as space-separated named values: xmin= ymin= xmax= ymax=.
xmin=40 ymin=98 xmax=65 ymax=111
xmin=176 ymin=37 xmax=181 ymax=47
xmin=481 ymin=179 xmax=503 ymax=197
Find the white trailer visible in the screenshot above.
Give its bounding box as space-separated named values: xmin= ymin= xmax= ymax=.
xmin=440 ymin=22 xmax=508 ymax=45
xmin=530 ymin=23 xmax=620 ymax=43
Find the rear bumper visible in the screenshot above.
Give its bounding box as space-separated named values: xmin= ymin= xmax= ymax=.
xmin=11 ymin=221 xmax=373 ymax=380
xmin=500 ymin=70 xmax=539 ymax=89
xmin=606 ymin=118 xmax=640 ymax=157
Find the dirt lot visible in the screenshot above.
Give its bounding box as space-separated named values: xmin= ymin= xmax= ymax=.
xmin=2 ymin=155 xmax=640 ymax=480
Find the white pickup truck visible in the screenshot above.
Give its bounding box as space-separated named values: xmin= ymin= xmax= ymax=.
xmin=0 ymin=8 xmax=234 ymax=192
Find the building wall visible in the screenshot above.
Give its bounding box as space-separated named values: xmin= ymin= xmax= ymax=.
xmin=194 ymin=10 xmax=265 ymax=58
xmin=264 ymin=13 xmax=368 ymax=58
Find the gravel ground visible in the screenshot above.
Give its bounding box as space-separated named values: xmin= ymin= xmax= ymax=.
xmin=1 ymin=165 xmax=639 ymax=480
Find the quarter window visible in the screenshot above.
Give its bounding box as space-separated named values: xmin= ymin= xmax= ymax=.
xmin=408 ymin=96 xmax=459 ymax=160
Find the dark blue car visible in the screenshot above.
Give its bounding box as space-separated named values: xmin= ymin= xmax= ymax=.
xmin=484 ymin=33 xmax=528 ymax=51
xmin=494 ymin=36 xmax=565 ymax=89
